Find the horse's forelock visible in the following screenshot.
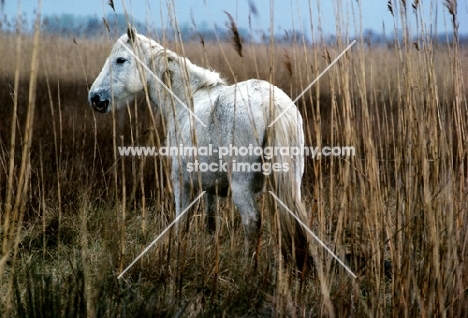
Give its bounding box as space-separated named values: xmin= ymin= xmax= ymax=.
xmin=121 ymin=33 xmax=161 ymax=53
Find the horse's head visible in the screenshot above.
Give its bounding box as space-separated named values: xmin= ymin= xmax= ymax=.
xmin=88 ymin=27 xmax=158 ymax=113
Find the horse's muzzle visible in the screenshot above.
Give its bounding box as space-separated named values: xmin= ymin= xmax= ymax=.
xmin=90 ymin=94 xmax=109 ymax=113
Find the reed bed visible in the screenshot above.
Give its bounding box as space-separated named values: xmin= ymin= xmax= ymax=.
xmin=1 ymin=1 xmax=467 ymax=316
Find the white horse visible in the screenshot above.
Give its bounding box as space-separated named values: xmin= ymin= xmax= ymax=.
xmin=89 ymin=27 xmax=310 ymax=269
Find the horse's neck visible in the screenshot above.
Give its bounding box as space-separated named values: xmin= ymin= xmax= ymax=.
xmin=148 ymin=49 xmax=223 ymax=131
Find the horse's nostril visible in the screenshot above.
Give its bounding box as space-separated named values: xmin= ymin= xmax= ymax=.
xmin=91 ymin=94 xmax=101 ymax=104
xmin=90 ymin=93 xmax=110 ymax=113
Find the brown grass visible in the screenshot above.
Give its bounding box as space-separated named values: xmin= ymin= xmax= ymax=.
xmin=1 ymin=4 xmax=468 ymax=316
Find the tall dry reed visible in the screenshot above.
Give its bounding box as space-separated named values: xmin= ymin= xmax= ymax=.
xmin=0 ymin=0 xmax=467 ymax=316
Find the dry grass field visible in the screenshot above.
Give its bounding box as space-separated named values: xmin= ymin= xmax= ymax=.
xmin=1 ymin=2 xmax=468 ymax=317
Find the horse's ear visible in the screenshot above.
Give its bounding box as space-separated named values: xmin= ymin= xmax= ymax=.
xmin=127 ymin=26 xmax=137 ymax=42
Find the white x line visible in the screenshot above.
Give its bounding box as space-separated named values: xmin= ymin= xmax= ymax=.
xmin=118 ymin=191 xmax=206 ymax=279
xmin=116 ymin=39 xmax=358 ymax=279
xmin=268 ymin=40 xmax=356 ymax=127
xmin=269 ymin=191 xmax=357 ymax=278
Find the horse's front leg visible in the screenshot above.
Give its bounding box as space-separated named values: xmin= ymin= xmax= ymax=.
xmin=172 ymin=173 xmax=191 ymax=233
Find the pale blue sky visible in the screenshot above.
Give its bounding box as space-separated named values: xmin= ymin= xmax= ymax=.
xmin=2 ymin=0 xmax=468 ymax=37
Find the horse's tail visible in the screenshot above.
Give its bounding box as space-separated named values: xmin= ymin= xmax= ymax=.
xmin=264 ymin=89 xmax=311 ymax=273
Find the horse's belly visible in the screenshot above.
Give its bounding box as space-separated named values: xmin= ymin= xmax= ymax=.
xmin=193 ymin=168 xmax=230 ymax=196
xmin=182 ymin=159 xmax=265 ymax=197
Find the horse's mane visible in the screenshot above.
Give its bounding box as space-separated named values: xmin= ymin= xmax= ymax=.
xmin=133 ymin=33 xmax=226 ymax=91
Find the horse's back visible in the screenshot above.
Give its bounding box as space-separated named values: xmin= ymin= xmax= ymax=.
xmin=194 ymin=78 xmax=300 ymax=149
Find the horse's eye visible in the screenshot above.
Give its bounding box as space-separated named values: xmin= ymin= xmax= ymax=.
xmin=116 ymin=57 xmax=126 ymax=64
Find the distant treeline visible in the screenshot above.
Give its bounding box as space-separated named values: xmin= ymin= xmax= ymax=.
xmin=6 ymin=13 xmax=308 ymax=44
xmin=1 ymin=13 xmax=467 ymax=45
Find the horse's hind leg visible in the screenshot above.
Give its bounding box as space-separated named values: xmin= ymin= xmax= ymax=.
xmin=205 ymin=193 xmax=218 ymax=233
xmin=231 ymin=187 xmax=261 ymax=243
